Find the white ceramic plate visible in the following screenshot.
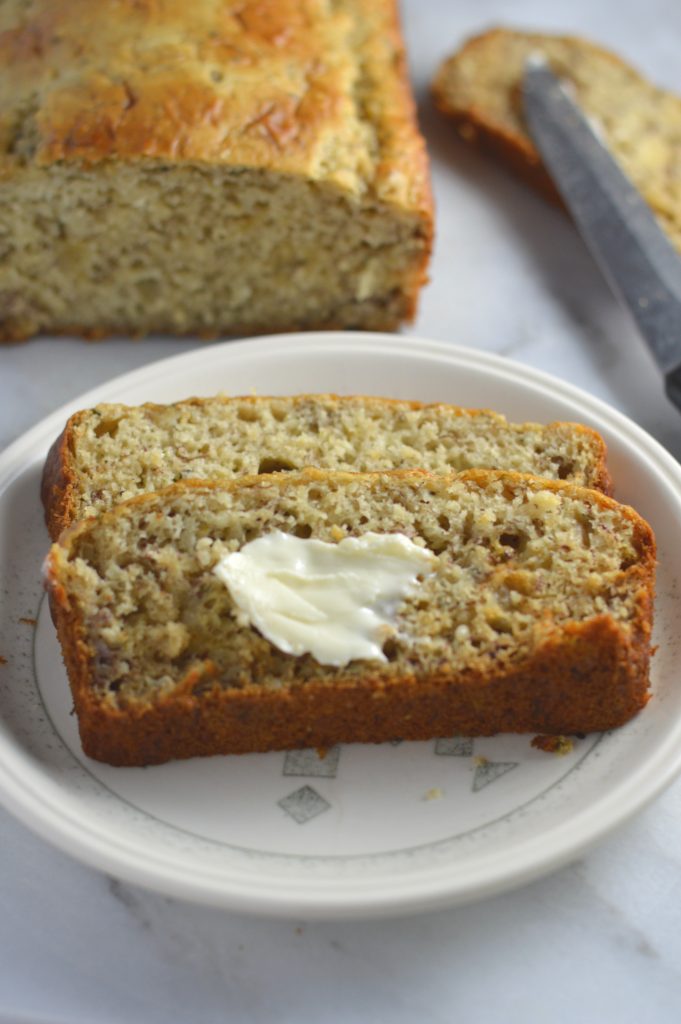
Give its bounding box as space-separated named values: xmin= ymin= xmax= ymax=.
xmin=1 ymin=332 xmax=681 ymax=919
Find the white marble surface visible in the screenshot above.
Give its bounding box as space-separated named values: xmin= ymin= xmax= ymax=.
xmin=2 ymin=0 xmax=681 ymax=1020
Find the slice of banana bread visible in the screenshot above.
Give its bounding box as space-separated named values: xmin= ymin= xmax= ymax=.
xmin=45 ymin=468 xmax=655 ymax=766
xmin=432 ymin=28 xmax=681 ymax=249
xmin=41 ymin=393 xmax=612 ymax=539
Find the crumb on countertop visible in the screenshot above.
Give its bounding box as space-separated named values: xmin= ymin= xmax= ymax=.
xmin=0 ymin=655 xmax=7 ymax=665
xmin=19 ymin=617 xmax=37 ymax=627
xmin=531 ymin=734 xmax=575 ymax=756
xmin=474 ymin=756 xmax=488 ymax=767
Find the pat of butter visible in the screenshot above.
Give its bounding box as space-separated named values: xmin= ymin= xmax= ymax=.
xmin=213 ymin=531 xmax=437 ymax=667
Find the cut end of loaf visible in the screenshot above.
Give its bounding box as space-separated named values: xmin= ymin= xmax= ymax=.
xmin=0 ymin=164 xmax=431 ymax=342
xmin=45 ymin=469 xmax=655 ymax=765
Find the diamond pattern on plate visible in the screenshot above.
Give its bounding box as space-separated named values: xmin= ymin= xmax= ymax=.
xmin=278 ymin=786 xmax=331 ymax=824
xmin=435 ymin=736 xmax=474 ymax=757
xmin=283 ymin=746 xmax=341 ymax=778
xmin=472 ymin=761 xmax=519 ymax=792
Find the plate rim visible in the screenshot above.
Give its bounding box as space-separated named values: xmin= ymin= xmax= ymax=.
xmin=1 ymin=330 xmax=681 ymax=918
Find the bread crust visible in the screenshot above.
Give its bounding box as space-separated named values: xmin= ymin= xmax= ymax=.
xmin=40 ymin=393 xmax=613 ymax=540
xmin=2 ymin=1 xmax=429 ymax=198
xmin=41 ymin=411 xmax=82 ymax=541
xmin=431 ymin=29 xmax=561 ymax=205
xmin=44 ymin=469 xmax=655 ymax=766
xmin=0 ymin=298 xmax=427 ymax=344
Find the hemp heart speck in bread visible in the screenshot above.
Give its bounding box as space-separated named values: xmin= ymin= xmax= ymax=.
xmin=41 ymin=393 xmax=612 ymax=538
xmin=432 ymin=29 xmax=681 ymax=249
xmin=44 ymin=469 xmax=655 ymax=767
xmin=0 ymin=0 xmax=432 ymax=341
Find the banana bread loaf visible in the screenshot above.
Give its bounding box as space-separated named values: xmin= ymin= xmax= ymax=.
xmin=44 ymin=468 xmax=655 ymax=766
xmin=0 ymin=0 xmax=432 ymax=340
xmin=432 ymin=28 xmax=681 ymax=249
xmin=41 ymin=393 xmax=612 ymax=538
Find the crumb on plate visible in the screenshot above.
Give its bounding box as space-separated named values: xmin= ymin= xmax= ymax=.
xmin=531 ymin=734 xmax=575 ymax=756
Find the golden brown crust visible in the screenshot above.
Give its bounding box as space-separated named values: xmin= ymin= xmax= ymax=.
xmin=0 ymin=1 xmax=432 ymax=203
xmin=431 ymin=28 xmax=562 ymax=205
xmin=433 ymin=97 xmax=564 ymax=209
xmin=40 ymin=394 xmax=613 ymax=540
xmin=41 ymin=413 xmax=83 ymax=541
xmin=44 ymin=468 xmax=656 ymax=765
xmin=0 ymin=1 xmax=433 ymax=341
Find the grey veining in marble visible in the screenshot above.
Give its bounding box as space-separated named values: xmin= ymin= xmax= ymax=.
xmin=2 ymin=1 xmax=681 ymax=1022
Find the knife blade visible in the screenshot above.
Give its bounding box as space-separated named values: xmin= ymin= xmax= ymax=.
xmin=522 ymin=60 xmax=681 ymax=412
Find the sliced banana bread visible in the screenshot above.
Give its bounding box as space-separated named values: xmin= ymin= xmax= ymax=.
xmin=432 ymin=28 xmax=681 ymax=249
xmin=41 ymin=393 xmax=612 ymax=539
xmin=45 ymin=468 xmax=655 ymax=766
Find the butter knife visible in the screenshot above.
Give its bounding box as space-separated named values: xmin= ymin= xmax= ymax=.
xmin=523 ymin=60 xmax=681 ymax=412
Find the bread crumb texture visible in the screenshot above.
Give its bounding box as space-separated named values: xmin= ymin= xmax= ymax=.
xmin=43 ymin=394 xmax=611 ymax=536
xmin=48 ymin=469 xmax=654 ymax=707
xmin=0 ymin=0 xmax=432 ymax=339
xmin=432 ymin=28 xmax=681 ymax=248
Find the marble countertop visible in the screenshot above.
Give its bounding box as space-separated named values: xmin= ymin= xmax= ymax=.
xmin=2 ymin=1 xmax=681 ymax=1020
